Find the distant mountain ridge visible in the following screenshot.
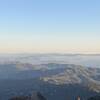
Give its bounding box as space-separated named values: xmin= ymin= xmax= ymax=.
xmin=0 ymin=62 xmax=100 ymax=100
xmin=0 ymin=54 xmax=100 ymax=67
xmin=41 ymin=63 xmax=100 ymax=93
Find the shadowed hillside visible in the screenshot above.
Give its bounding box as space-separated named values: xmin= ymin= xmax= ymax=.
xmin=9 ymin=92 xmax=46 ymax=100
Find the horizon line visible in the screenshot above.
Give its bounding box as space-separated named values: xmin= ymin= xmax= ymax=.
xmin=0 ymin=53 xmax=100 ymax=55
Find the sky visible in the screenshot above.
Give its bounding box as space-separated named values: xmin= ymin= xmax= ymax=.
xmin=0 ymin=0 xmax=100 ymax=53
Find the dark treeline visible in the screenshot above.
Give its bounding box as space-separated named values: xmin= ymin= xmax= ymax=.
xmin=9 ymin=92 xmax=100 ymax=100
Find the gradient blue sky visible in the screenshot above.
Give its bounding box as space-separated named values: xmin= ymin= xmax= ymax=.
xmin=0 ymin=0 xmax=100 ymax=53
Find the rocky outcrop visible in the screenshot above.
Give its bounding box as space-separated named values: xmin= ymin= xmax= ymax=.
xmin=9 ymin=92 xmax=46 ymax=100
xmin=87 ymin=96 xmax=100 ymax=100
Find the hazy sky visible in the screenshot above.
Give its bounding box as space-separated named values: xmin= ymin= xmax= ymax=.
xmin=0 ymin=0 xmax=100 ymax=53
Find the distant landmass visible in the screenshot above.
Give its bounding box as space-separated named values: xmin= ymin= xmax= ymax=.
xmin=0 ymin=54 xmax=100 ymax=67
xmin=0 ymin=54 xmax=100 ymax=100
